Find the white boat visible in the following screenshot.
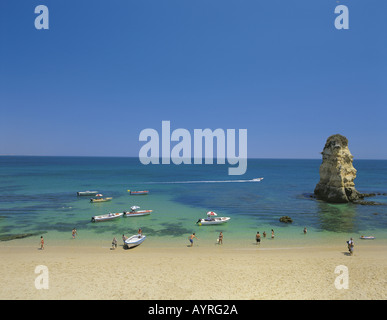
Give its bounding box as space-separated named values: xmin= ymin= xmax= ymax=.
xmin=251 ymin=177 xmax=264 ymax=182
xmin=90 ymin=197 xmax=112 ymax=203
xmin=77 ymin=191 xmax=99 ymax=196
xmin=124 ymin=234 xmax=146 ymax=248
xmin=360 ymin=236 xmax=375 ymax=240
xmin=91 ymin=212 xmax=123 ymax=222
xmin=196 ymin=211 xmax=231 ymax=226
xmin=124 ymin=206 xmax=152 ymax=217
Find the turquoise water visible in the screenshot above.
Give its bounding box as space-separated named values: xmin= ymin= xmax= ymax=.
xmin=0 ymin=156 xmax=386 ymax=248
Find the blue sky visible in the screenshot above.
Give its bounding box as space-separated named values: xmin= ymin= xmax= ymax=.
xmin=0 ymin=0 xmax=386 ymax=159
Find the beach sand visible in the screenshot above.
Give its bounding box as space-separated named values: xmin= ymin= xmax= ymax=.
xmin=0 ymin=240 xmax=386 ymax=300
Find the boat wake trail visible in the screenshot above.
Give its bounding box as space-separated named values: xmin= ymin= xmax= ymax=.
xmin=146 ymin=178 xmax=264 ymax=184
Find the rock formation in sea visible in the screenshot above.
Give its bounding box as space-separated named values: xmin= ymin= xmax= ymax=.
xmin=314 ymin=134 xmax=362 ymax=203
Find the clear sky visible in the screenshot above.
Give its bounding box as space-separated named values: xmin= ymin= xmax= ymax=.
xmin=1 ymin=0 xmax=386 ymax=159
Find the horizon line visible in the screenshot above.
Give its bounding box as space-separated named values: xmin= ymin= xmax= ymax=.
xmin=0 ymin=155 xmax=386 ymax=161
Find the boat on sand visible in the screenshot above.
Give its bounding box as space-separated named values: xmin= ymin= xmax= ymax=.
xmin=124 ymin=234 xmax=146 ymax=248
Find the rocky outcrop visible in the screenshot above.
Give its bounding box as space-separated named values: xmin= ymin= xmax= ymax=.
xmin=279 ymin=216 xmax=293 ymax=223
xmin=314 ymin=134 xmax=362 ymax=203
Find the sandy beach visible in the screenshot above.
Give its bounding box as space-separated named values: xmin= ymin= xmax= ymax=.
xmin=0 ymin=240 xmax=386 ymax=300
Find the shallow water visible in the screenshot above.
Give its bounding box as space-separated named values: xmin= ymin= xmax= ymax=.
xmin=0 ymin=156 xmax=386 ymax=248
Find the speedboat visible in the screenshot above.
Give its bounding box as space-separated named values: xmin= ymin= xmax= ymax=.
xmin=90 ymin=197 xmax=112 ymax=203
xmin=196 ymin=211 xmax=231 ymax=226
xmin=360 ymin=236 xmax=375 ymax=240
xmin=128 ymin=190 xmax=149 ymax=195
xmin=251 ymin=178 xmax=264 ymax=182
xmin=91 ymin=212 xmax=123 ymax=222
xmin=77 ymin=191 xmax=99 ymax=196
xmin=125 ymin=234 xmax=146 ymax=248
xmin=124 ymin=206 xmax=152 ymax=217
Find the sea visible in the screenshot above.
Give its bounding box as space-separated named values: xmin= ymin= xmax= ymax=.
xmin=0 ymin=156 xmax=386 ymax=248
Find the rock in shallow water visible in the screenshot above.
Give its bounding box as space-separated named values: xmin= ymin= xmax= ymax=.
xmin=314 ymin=134 xmax=362 ymax=203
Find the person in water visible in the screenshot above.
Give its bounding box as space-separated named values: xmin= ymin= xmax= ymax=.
xmin=256 ymin=232 xmax=261 ymax=245
xmin=72 ymin=227 xmax=77 ymax=239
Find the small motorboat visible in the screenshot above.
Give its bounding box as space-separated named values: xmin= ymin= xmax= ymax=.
xmin=196 ymin=211 xmax=231 ymax=226
xmin=124 ymin=234 xmax=146 ymax=248
xmin=90 ymin=197 xmax=112 ymax=203
xmin=360 ymin=236 xmax=375 ymax=240
xmin=128 ymin=190 xmax=149 ymax=195
xmin=77 ymin=191 xmax=99 ymax=196
xmin=124 ymin=206 xmax=153 ymax=217
xmin=91 ymin=212 xmax=123 ymax=222
xmin=251 ymin=177 xmax=264 ymax=182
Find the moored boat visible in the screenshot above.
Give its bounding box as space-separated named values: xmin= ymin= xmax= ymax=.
xmin=196 ymin=211 xmax=231 ymax=226
xmin=91 ymin=212 xmax=123 ymax=222
xmin=128 ymin=190 xmax=149 ymax=195
xmin=77 ymin=191 xmax=99 ymax=196
xmin=90 ymin=197 xmax=112 ymax=203
xmin=360 ymin=236 xmax=375 ymax=240
xmin=124 ymin=206 xmax=152 ymax=217
xmin=124 ymin=234 xmax=146 ymax=248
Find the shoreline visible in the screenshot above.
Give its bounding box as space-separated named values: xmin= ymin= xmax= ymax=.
xmin=1 ymin=241 xmax=386 ymax=300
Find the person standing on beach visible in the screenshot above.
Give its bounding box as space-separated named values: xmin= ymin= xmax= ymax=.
xmin=347 ymin=237 xmax=354 ymax=256
xmin=271 ymin=229 xmax=275 ymax=239
xmin=218 ymin=232 xmax=223 ymax=245
xmin=263 ymin=231 xmax=266 ymax=238
xmin=189 ymin=233 xmax=198 ymax=247
xmin=111 ymin=237 xmax=117 ymax=250
xmin=72 ymin=227 xmax=77 ymax=239
xmin=256 ymin=232 xmax=261 ymax=245
xmin=303 ymin=227 xmax=307 ymax=235
xmin=40 ymin=236 xmax=44 ymax=250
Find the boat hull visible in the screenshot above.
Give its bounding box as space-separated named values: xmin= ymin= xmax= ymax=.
xmin=90 ymin=197 xmax=112 ymax=203
xmin=91 ymin=212 xmax=123 ymax=222
xmin=124 ymin=210 xmax=152 ymax=217
xmin=129 ymin=191 xmax=149 ymax=195
xmin=197 ymin=217 xmax=231 ymax=226
xmin=77 ymin=191 xmax=99 ymax=196
xmin=125 ymin=235 xmax=146 ymax=248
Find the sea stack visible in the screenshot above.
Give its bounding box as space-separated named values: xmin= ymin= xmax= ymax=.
xmin=314 ymin=134 xmax=362 ymax=203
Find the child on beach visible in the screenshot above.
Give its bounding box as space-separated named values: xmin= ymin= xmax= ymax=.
xmin=271 ymin=229 xmax=275 ymax=239
xmin=72 ymin=228 xmax=77 ymax=239
xmin=40 ymin=236 xmax=44 ymax=250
